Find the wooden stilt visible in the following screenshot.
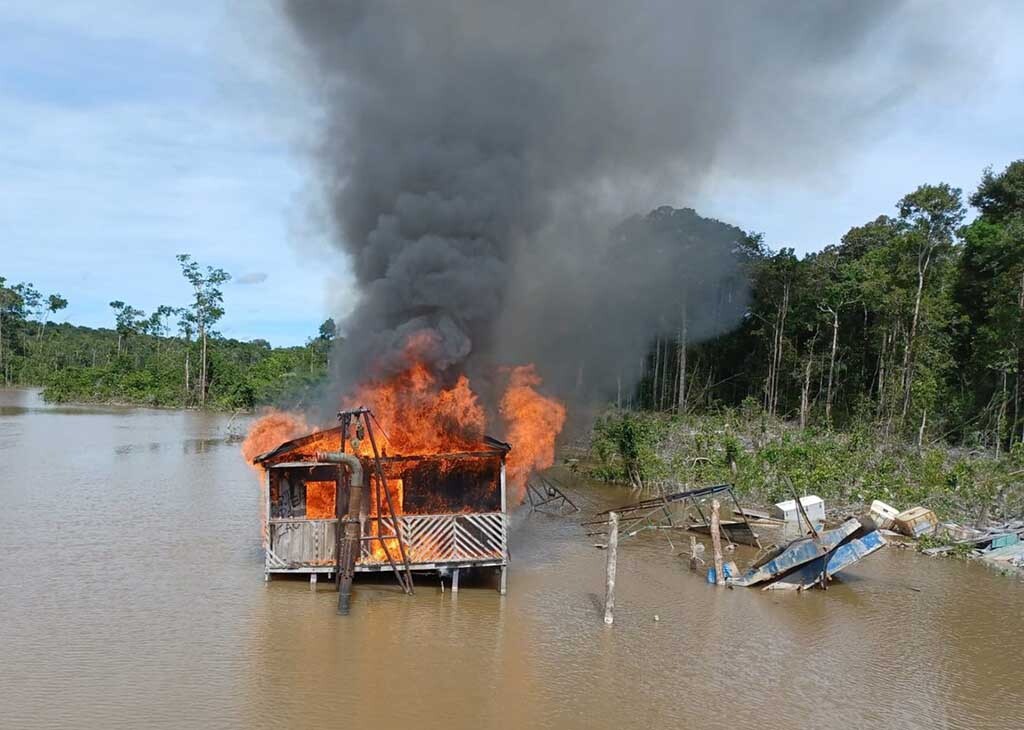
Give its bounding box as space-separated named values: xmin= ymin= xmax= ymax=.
xmin=711 ymin=500 xmax=725 ymax=586
xmin=604 ymin=511 xmax=619 ymax=625
xmin=309 ymin=572 xmax=317 ymax=591
xmin=452 ymin=568 xmax=460 ymax=593
xmin=499 ymin=566 xmax=508 ymax=595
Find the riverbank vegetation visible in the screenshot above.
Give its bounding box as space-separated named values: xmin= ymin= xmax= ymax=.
xmin=586 ymin=407 xmax=1022 ymax=523
xmin=0 ymin=255 xmax=336 ymax=410
xmin=586 ymin=161 xmax=1024 ymax=520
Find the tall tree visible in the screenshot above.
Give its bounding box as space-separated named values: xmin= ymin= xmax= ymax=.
xmin=176 ymin=254 xmax=231 ymax=407
xmin=0 ymin=278 xmax=25 ymax=382
xmin=957 ymin=161 xmax=1024 ymax=449
xmin=895 ymin=184 xmax=964 ymax=425
xmin=109 ymin=300 xmax=146 ymax=356
xmin=38 ymin=293 xmax=68 ymax=341
xmin=810 ymin=246 xmax=860 ymax=425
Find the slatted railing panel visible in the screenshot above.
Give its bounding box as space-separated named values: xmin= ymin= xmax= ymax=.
xmin=453 ymin=513 xmax=506 ymax=560
xmin=401 ymin=514 xmax=457 ymax=563
xmin=356 ymin=512 xmax=506 ymax=566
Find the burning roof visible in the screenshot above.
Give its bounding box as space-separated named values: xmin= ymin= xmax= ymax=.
xmin=252 ymin=426 xmax=511 ymax=466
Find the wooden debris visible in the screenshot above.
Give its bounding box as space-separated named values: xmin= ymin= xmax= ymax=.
xmin=710 ymin=500 xmax=725 ymax=586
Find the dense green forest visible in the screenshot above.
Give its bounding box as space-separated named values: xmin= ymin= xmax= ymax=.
xmin=0 ymin=255 xmax=335 ymax=410
xmin=586 ymin=161 xmax=1024 ymax=518
xmin=626 ymin=161 xmax=1024 ymax=453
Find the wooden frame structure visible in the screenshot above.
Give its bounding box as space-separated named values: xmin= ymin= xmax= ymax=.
xmin=582 ymin=483 xmax=762 ymax=549
xmin=255 ymin=428 xmax=511 ymax=594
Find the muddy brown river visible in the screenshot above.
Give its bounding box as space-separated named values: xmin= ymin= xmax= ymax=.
xmin=1 ymin=388 xmax=1021 ymax=729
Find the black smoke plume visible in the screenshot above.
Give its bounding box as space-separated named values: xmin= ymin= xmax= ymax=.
xmin=282 ymin=0 xmax=918 ymax=416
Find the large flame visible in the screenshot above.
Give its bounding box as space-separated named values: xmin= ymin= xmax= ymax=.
xmin=346 ymin=361 xmax=486 ymax=456
xmin=241 ymin=409 xmax=309 ymax=467
xmin=241 ymin=335 xmax=566 ymax=518
xmin=241 ymin=409 xmax=309 ymax=545
xmin=500 ymin=365 xmax=567 ymax=501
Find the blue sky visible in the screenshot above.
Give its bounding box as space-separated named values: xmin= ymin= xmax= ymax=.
xmin=1 ymin=2 xmax=1022 ymax=346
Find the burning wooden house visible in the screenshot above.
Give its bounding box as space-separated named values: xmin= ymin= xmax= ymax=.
xmin=252 ymin=408 xmax=510 ymax=605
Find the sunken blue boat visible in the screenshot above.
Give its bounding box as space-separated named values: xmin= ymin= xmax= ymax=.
xmin=764 ymin=528 xmax=887 ymax=590
xmin=728 ymin=518 xmax=885 ymax=589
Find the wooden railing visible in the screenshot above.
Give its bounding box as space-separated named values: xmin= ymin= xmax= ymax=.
xmin=267 ymin=512 xmax=506 ymax=570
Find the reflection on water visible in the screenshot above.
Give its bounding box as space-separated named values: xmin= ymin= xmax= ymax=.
xmin=1 ymin=387 xmax=1022 ymax=730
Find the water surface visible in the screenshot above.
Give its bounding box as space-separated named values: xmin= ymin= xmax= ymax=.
xmin=1 ymin=388 xmax=1021 ymax=729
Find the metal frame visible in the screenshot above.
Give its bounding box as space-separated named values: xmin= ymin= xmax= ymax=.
xmin=526 ymin=475 xmax=579 ymax=514
xmin=581 ymin=483 xmax=761 ymax=549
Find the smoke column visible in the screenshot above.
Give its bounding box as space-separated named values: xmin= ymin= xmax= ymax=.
xmin=281 ymin=0 xmax=919 ymax=414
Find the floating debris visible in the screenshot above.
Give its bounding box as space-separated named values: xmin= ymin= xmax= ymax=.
xmin=893 ymin=507 xmax=939 ymax=538
xmin=727 ymin=518 xmax=885 ymax=590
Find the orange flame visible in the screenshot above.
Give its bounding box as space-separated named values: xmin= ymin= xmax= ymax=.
xmin=241 ymin=409 xmax=309 ymax=468
xmin=241 ymin=409 xmax=310 ymax=545
xmin=346 ymin=334 xmax=486 ymax=455
xmin=500 ymin=365 xmax=567 ymax=502
xmin=364 ymin=477 xmax=404 ymax=563
xmin=241 ymin=336 xmax=567 ymax=525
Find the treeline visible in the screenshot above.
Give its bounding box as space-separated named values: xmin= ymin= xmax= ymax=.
xmin=632 ymin=160 xmax=1024 ymax=454
xmin=0 ymin=255 xmax=336 ymax=410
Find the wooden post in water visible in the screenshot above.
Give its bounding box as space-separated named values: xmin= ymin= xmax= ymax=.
xmin=710 ymin=500 xmax=725 ymax=586
xmin=604 ymin=512 xmax=619 ymax=625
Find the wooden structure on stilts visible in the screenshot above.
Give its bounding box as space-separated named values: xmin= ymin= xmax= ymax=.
xmin=253 ymin=408 xmax=511 ymax=608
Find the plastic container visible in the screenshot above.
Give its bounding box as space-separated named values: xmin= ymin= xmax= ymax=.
xmin=706 ymin=562 xmax=736 ymax=584
xmin=772 ymin=496 xmax=826 ymax=530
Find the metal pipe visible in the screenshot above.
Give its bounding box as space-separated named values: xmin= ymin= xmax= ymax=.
xmin=317 ymin=451 xmax=364 ymax=615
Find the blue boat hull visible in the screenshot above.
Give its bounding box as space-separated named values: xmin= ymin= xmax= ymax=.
xmin=728 ymin=518 xmax=863 ymax=587
xmin=764 ymin=529 xmax=887 ymax=590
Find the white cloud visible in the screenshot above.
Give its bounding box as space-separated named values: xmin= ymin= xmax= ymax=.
xmin=0 ymin=0 xmax=348 ymax=346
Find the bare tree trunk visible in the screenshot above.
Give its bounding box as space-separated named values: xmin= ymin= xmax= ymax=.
xmin=876 ymin=326 xmax=888 ymax=420
xmin=200 ymin=327 xmax=207 ymax=407
xmin=825 ymin=307 xmax=839 ymax=425
xmin=652 ymin=336 xmax=661 ymax=411
xmin=184 ymin=349 xmax=191 ymax=405
xmin=901 ymin=249 xmax=932 ymax=423
xmin=677 ymin=299 xmax=688 ymax=414
xmin=764 ymin=322 xmax=775 ymax=414
xmin=800 ymin=330 xmax=819 ymax=429
xmin=800 ymin=354 xmax=813 ymax=429
xmin=770 ymin=283 xmax=791 ymax=417
xmin=996 ymin=370 xmax=1007 ymax=458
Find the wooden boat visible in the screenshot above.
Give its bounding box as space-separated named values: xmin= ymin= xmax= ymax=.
xmin=763 ymin=529 xmax=887 ymax=590
xmin=728 ymin=518 xmax=863 ymax=587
